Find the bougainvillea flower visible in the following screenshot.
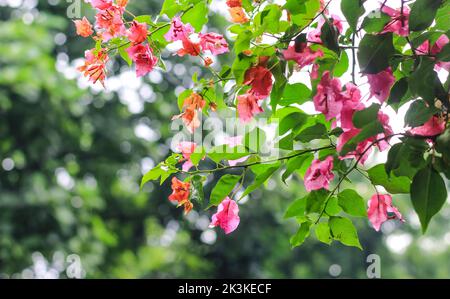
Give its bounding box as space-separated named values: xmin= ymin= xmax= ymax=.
xmin=375 ymin=111 xmax=394 ymax=151
xmin=381 ymin=5 xmax=409 ymax=37
xmin=409 ymin=116 xmax=446 ymax=137
xmin=337 ymin=128 xmax=372 ymax=165
xmin=168 ymin=177 xmax=193 ymax=214
xmin=313 ymin=71 xmax=343 ymax=120
xmin=209 ymin=197 xmax=240 ymax=234
xmin=282 ymin=44 xmax=323 ymax=70
xmin=126 ymin=21 xmax=148 ymax=44
xmin=307 ymin=14 xmax=343 ymax=43
xmin=199 ymin=33 xmax=229 ymax=55
xmin=74 ymin=17 xmax=94 ymax=38
xmin=339 ymin=83 xmax=364 ymax=130
xmin=304 ymin=156 xmax=335 ymax=192
xmin=172 ymin=93 xmax=206 ymax=133
xmin=177 ymin=38 xmax=201 ymax=56
xmin=176 ymin=141 xmax=197 ymax=172
xmin=229 ymin=7 xmax=249 ymax=24
xmin=89 ymin=0 xmax=112 ymax=10
xmin=237 ymin=92 xmax=264 ymax=123
xmin=366 ymin=68 xmax=395 ymax=103
xmin=77 ymin=49 xmax=109 ymax=86
xmin=417 ymin=35 xmax=450 ymax=71
xmin=164 ymin=16 xmax=194 ymax=42
xmin=226 ymin=0 xmax=242 ymax=7
xmin=95 ymin=4 xmax=126 ymax=41
xmin=368 ymin=194 xmax=404 ymax=231
xmin=243 ymin=66 xmax=273 ymax=99
xmin=126 ymin=44 xmax=158 ymax=77
xmin=116 ymin=0 xmax=128 ymax=7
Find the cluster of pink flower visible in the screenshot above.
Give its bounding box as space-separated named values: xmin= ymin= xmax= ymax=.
xmin=164 ymin=16 xmax=229 ymax=64
xmin=74 ymin=0 xmax=156 ymax=85
xmin=74 ymin=0 xmax=229 ymax=86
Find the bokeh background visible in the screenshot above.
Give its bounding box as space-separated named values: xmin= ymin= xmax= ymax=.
xmin=0 ymin=0 xmax=449 ymax=279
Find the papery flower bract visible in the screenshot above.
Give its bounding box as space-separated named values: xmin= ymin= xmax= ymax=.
xmin=89 ymin=0 xmax=112 ymax=10
xmin=243 ymin=66 xmax=273 ymax=99
xmin=409 ymin=116 xmax=446 ymax=137
xmin=95 ymin=4 xmax=126 ymax=41
xmin=226 ymin=0 xmax=242 ymax=7
xmin=116 ymin=0 xmax=128 ymax=7
xmin=282 ymin=44 xmax=323 ymax=70
xmin=337 ymin=128 xmax=372 ymax=165
xmin=127 ymin=21 xmax=148 ymax=44
xmin=304 ymin=156 xmax=335 ymax=192
xmin=313 ymin=71 xmax=343 ymax=120
xmin=229 ymin=7 xmax=249 ymax=23
xmin=172 ymin=93 xmax=206 ymax=133
xmin=417 ymin=35 xmax=450 ymax=71
xmin=74 ymin=17 xmax=94 ymax=37
xmin=177 ymin=38 xmax=201 ymax=56
xmin=77 ymin=48 xmax=109 ymax=86
xmin=168 ymin=177 xmax=193 ymax=214
xmin=209 ymin=197 xmax=240 ymax=234
xmin=381 ymin=5 xmax=409 ymax=36
xmin=339 ymin=83 xmax=364 ymax=130
xmin=368 ymin=194 xmax=404 ymax=231
xmin=237 ymin=92 xmax=264 ymax=123
xmin=375 ymin=111 xmax=394 ymax=151
xmin=126 ymin=44 xmax=158 ymax=77
xmin=164 ymin=16 xmax=194 ymax=42
xmin=177 ymin=141 xmax=197 ymax=172
xmin=199 ymin=32 xmax=229 ymax=55
xmin=366 ymin=68 xmax=395 ymax=103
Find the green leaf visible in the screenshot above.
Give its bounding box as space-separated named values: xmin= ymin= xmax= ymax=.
xmin=279 ymin=83 xmax=311 ymax=106
xmin=190 ymin=175 xmax=205 ymax=204
xmin=118 ymin=44 xmax=132 ymax=66
xmin=240 ymin=162 xmax=280 ymax=198
xmin=361 ymin=10 xmax=391 ymax=33
xmin=334 ymin=50 xmax=349 ymax=77
xmin=340 ymin=121 xmax=384 ymax=155
xmin=409 ymin=56 xmax=445 ymax=104
xmin=409 ymin=0 xmax=442 ymax=32
xmin=410 ymin=164 xmax=448 ymax=233
xmin=404 ymin=100 xmax=436 ymax=127
xmin=291 ymin=0 xmax=320 ymax=27
xmin=387 ymin=77 xmax=409 ymax=110
xmin=320 ymin=18 xmax=340 ymax=54
xmin=181 ymin=1 xmax=208 ymax=32
xmin=341 ymin=0 xmax=365 ymax=31
xmin=295 ymin=123 xmax=327 ymax=142
xmin=290 ymin=221 xmax=312 ymax=248
xmin=352 ymin=103 xmax=380 ymax=129
xmin=244 ymin=127 xmax=267 ymax=153
xmin=368 ymin=164 xmax=411 ymax=194
xmin=337 ymin=189 xmax=367 ymax=217
xmin=160 ymin=0 xmax=187 ymax=18
xmin=358 ymin=33 xmax=395 ymax=74
xmin=329 ymin=216 xmax=362 ymax=249
xmin=209 ymin=174 xmax=241 ymax=206
xmin=437 ymin=42 xmax=450 ymax=61
xmin=315 ymin=222 xmax=332 ymax=245
xmin=234 ymin=29 xmax=253 ymax=54
xmin=177 ymin=89 xmax=193 ymax=111
xmin=284 ymin=0 xmax=306 ymax=15
xmin=306 ymin=189 xmax=329 ymax=214
xmin=284 ymin=196 xmax=307 ymax=218
xmin=279 ymin=112 xmax=308 ymax=135
xmin=255 ymin=4 xmax=282 ymax=34
xmin=325 ymin=197 xmax=342 ymax=216
xmin=208 ymin=145 xmax=250 ymax=164
xmin=282 ymin=152 xmax=314 ymax=183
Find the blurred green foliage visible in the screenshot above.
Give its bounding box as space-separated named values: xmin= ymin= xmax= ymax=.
xmin=0 ymin=1 xmax=449 ymax=279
